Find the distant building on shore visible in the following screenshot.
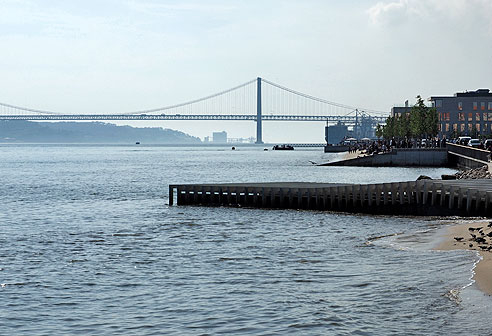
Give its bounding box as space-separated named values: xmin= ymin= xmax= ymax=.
xmin=430 ymin=89 xmax=492 ymax=138
xmin=325 ymin=121 xmax=348 ymax=144
xmin=212 ymin=131 xmax=227 ymax=143
xmin=227 ymin=137 xmax=256 ymax=144
xmin=391 ymin=100 xmax=412 ymax=118
xmin=390 ymin=90 xmax=492 ymax=139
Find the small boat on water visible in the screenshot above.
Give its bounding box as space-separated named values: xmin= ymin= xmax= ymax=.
xmin=272 ymin=144 xmax=294 ymax=150
xmin=135 ymin=142 xmax=140 ymax=145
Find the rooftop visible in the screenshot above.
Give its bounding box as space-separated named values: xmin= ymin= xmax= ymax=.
xmin=455 ymin=89 xmax=492 ymax=97
xmin=431 ymin=89 xmax=492 ymax=99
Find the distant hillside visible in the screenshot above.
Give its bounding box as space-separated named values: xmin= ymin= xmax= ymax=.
xmin=0 ymin=120 xmax=202 ymax=144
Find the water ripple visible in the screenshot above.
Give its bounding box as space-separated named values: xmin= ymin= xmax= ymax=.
xmin=0 ymin=145 xmax=486 ymax=335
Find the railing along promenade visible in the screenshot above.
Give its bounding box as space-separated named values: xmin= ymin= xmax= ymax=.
xmin=169 ymin=179 xmax=492 ymax=217
xmin=447 ymin=143 xmax=491 ymax=169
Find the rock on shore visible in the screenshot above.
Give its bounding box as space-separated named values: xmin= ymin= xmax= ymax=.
xmin=455 ymin=165 xmax=492 ymax=179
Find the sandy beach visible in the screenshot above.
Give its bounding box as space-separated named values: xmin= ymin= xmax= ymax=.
xmin=435 ymin=220 xmax=492 ymax=295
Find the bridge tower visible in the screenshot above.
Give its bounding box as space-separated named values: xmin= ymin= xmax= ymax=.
xmin=255 ymin=77 xmax=263 ymax=144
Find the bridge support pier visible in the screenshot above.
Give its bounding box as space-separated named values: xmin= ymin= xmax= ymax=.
xmin=255 ymin=77 xmax=263 ymax=144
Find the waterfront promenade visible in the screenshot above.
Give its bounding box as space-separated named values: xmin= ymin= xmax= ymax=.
xmin=320 ymin=148 xmax=448 ymax=167
xmin=321 ymin=143 xmax=491 ymax=169
xmin=170 ymin=179 xmax=492 ymax=217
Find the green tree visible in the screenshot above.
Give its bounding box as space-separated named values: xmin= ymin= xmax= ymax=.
xmin=424 ymin=107 xmax=439 ymax=137
xmin=397 ymin=114 xmax=411 ymax=138
xmin=406 ymin=95 xmax=440 ymax=139
xmin=379 ymin=98 xmax=436 ymax=140
xmin=409 ymin=96 xmax=427 ymax=138
xmin=394 ymin=115 xmax=403 ymax=138
xmin=375 ymin=124 xmax=383 ymax=138
xmin=383 ymin=116 xmax=395 ymax=139
xmin=405 ymin=114 xmax=412 ymax=138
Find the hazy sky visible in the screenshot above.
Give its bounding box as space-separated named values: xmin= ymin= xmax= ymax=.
xmin=1 ymin=0 xmax=492 ymax=142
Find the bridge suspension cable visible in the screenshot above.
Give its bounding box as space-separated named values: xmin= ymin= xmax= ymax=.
xmin=0 ymin=77 xmax=388 ymax=119
xmin=261 ymin=78 xmax=387 ymax=115
xmin=0 ymin=102 xmax=61 ymax=115
xmin=120 ymin=78 xmax=258 ymax=115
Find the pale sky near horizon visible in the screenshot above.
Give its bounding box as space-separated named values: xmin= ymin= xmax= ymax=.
xmin=1 ymin=0 xmax=492 ymax=142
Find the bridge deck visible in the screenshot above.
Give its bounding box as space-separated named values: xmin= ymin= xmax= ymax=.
xmin=169 ymin=179 xmax=492 ymax=217
xmin=0 ymin=114 xmax=386 ymax=123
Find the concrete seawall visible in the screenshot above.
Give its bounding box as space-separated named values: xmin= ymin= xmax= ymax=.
xmin=321 ymin=144 xmax=492 ymax=169
xmin=319 ymin=148 xmax=448 ymax=167
xmin=324 ymin=145 xmax=349 ymax=153
xmin=447 ymin=143 xmax=490 ymax=169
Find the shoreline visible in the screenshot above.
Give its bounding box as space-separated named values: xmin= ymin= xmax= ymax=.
xmin=434 ymin=220 xmax=492 ymax=295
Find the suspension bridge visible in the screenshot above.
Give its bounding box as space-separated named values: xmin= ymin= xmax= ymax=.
xmin=0 ymin=77 xmax=387 ymax=143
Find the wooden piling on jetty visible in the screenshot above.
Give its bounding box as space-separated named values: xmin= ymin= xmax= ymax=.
xmin=169 ymin=180 xmax=492 ymax=217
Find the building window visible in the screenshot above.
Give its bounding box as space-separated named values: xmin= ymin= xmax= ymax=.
xmin=468 ymin=124 xmax=473 ymax=131
xmin=476 ymin=124 xmax=481 ymax=132
xmin=476 ymin=113 xmax=481 ymax=121
xmin=489 ymin=102 xmax=492 ymax=110
xmin=481 ymin=102 xmax=486 ymax=110
xmin=461 ymin=124 xmax=466 ymax=132
xmin=468 ymin=113 xmax=473 ymax=121
xmin=446 ymin=113 xmax=450 ymax=121
xmin=473 ymin=102 xmax=478 ymax=110
xmin=439 ymin=124 xmax=442 ymax=132
xmin=436 ymin=100 xmax=442 ymax=107
xmin=458 ymin=112 xmax=465 ymax=121
xmin=453 ymin=123 xmax=458 ymax=132
xmin=445 ymin=123 xmax=450 ymax=132
xmin=458 ymin=102 xmax=463 ymax=110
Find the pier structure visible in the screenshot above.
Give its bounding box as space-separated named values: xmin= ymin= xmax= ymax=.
xmin=169 ymin=180 xmax=492 ymax=217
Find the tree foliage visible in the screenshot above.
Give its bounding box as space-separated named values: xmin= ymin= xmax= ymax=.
xmin=375 ymin=124 xmax=383 ymax=138
xmin=380 ymin=96 xmax=438 ymax=139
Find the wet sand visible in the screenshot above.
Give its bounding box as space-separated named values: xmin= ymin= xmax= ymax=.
xmin=435 ymin=220 xmax=492 ymax=295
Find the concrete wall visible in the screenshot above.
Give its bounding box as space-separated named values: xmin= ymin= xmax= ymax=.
xmin=324 ymin=145 xmax=349 ymax=153
xmin=447 ymin=143 xmax=490 ymax=161
xmin=447 ymin=143 xmax=490 ymax=169
xmin=322 ymin=148 xmax=448 ymax=167
xmin=321 ymin=144 xmax=492 ymax=168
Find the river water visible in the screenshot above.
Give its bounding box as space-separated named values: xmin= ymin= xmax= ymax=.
xmin=1 ymin=145 xmax=490 ymax=335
